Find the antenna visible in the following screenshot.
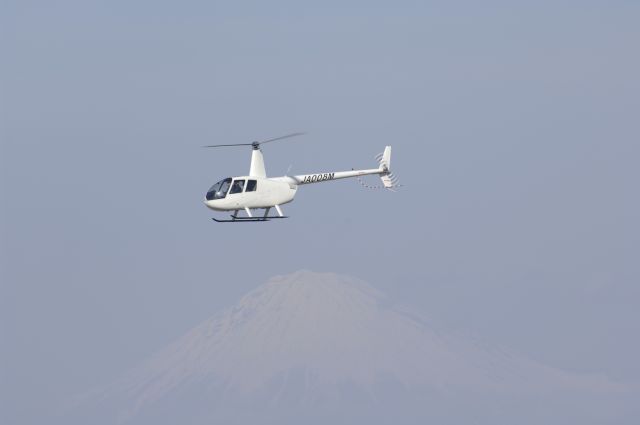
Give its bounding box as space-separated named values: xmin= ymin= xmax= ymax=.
xmin=203 ymin=132 xmax=306 ymax=150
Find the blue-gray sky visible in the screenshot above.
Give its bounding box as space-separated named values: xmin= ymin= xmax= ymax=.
xmin=2 ymin=1 xmax=639 ymax=423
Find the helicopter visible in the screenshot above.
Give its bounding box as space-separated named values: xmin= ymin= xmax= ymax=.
xmin=203 ymin=133 xmax=399 ymax=222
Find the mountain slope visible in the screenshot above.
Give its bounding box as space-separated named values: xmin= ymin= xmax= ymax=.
xmin=73 ymin=270 xmax=625 ymax=425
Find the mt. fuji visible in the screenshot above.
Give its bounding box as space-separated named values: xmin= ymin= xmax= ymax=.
xmin=70 ymin=271 xmax=626 ymax=425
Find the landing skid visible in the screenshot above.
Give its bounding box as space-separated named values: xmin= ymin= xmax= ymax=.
xmin=212 ymin=216 xmax=288 ymax=223
xmin=232 ymin=214 xmax=289 ymax=220
xmin=211 ymin=206 xmax=287 ymax=223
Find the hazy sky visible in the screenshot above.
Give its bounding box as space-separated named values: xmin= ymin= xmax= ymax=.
xmin=2 ymin=1 xmax=639 ymax=423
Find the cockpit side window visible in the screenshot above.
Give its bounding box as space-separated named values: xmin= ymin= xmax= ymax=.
xmin=246 ymin=180 xmax=257 ymax=192
xmin=206 ymin=178 xmax=232 ymax=200
xmin=219 ymin=179 xmax=231 ymax=196
xmin=230 ymin=179 xmax=245 ymax=194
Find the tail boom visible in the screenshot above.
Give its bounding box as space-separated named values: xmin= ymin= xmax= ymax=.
xmin=271 ymin=145 xmax=397 ymax=189
xmin=275 ymin=168 xmax=383 ymax=186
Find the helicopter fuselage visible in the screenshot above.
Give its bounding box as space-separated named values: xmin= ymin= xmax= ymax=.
xmin=203 ymin=142 xmax=396 ymax=221
xmin=204 ymin=176 xmax=297 ymax=211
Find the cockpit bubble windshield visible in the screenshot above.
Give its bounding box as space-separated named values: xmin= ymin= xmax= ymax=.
xmin=206 ymin=178 xmax=232 ymax=200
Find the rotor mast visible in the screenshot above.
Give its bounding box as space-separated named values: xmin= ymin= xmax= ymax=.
xmin=249 ymin=142 xmax=267 ymax=178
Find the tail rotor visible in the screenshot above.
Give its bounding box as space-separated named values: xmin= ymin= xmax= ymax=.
xmin=357 ymin=146 xmax=402 ymax=191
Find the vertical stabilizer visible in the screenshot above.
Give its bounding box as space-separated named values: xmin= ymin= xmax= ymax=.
xmin=249 ymin=148 xmax=267 ymax=177
xmin=374 ymin=146 xmax=399 ymax=190
xmin=381 ymin=146 xmax=391 ymax=171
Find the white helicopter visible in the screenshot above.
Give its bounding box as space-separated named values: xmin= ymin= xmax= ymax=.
xmin=203 ymin=133 xmax=399 ymax=222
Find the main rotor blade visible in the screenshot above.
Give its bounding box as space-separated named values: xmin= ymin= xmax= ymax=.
xmin=203 ymin=143 xmax=254 ymax=148
xmin=203 ymin=132 xmax=305 ymax=148
xmin=258 ymin=132 xmax=306 ymax=145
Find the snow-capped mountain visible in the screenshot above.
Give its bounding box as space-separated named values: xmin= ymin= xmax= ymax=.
xmin=71 ymin=270 xmax=625 ymax=425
